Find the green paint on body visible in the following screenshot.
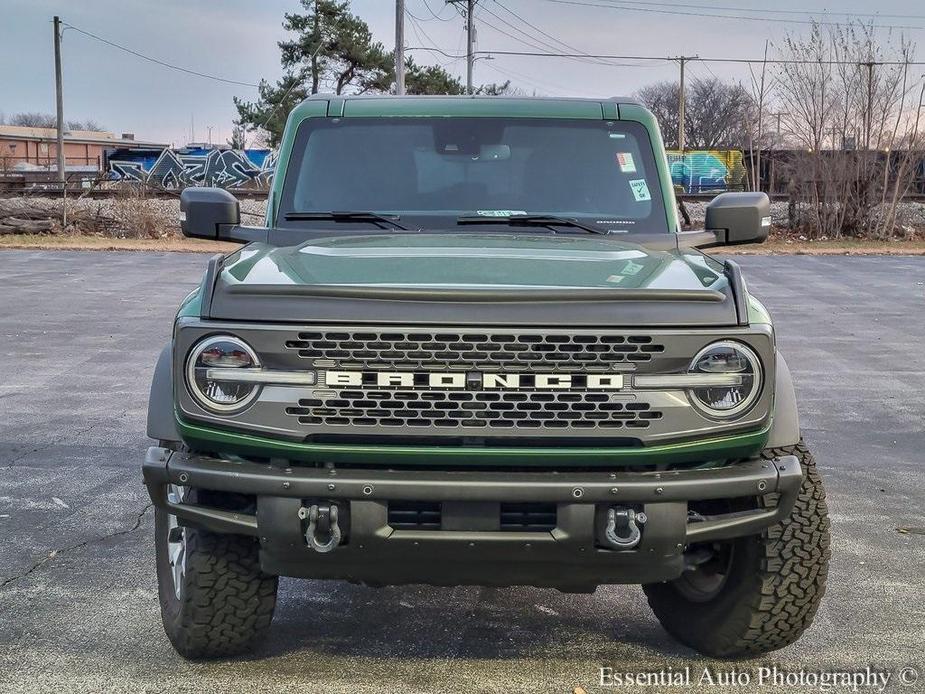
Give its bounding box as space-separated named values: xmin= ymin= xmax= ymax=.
xmin=177 ymin=418 xmax=769 ymax=467
xmin=218 ymin=234 xmax=728 ymax=292
xmin=183 ymin=95 xmax=769 ymax=464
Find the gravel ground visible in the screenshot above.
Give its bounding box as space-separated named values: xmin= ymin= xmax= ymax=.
xmin=0 ymin=251 xmax=923 ymax=694
xmin=2 ymin=195 xmax=925 ymax=238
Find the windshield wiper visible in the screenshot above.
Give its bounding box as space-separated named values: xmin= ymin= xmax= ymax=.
xmin=456 ymin=214 xmax=606 ymax=235
xmin=284 ymin=211 xmax=408 ymax=230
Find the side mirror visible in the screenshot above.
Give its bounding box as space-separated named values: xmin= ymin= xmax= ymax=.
xmin=180 ymin=187 xmax=267 ymax=244
xmin=180 ymin=187 xmax=239 ymax=239
xmin=705 ymin=192 xmax=771 ymax=245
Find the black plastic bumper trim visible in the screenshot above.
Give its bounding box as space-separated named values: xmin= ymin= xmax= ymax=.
xmin=143 ymin=446 xmax=801 ymax=544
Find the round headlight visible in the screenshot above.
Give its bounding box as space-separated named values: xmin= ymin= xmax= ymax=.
xmin=688 ymin=341 xmax=762 ymax=418
xmin=185 ymin=335 xmax=261 ymax=413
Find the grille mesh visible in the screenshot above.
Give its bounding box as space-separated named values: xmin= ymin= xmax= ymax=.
xmin=285 ymin=330 xmax=665 ymax=372
xmin=388 ymin=501 xmax=441 ymax=530
xmin=386 ymin=502 xmax=558 ymax=532
xmin=500 ymin=503 xmax=557 ymax=531
xmin=286 ymin=390 xmax=662 ymax=430
xmin=284 ymin=329 xmax=667 ymax=431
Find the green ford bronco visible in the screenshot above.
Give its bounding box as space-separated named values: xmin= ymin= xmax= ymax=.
xmin=144 ymin=95 xmax=830 ymax=659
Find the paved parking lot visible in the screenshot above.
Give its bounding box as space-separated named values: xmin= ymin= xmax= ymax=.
xmin=1 ymin=250 xmax=923 ymax=693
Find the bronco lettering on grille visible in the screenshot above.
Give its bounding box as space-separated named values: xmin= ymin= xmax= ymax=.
xmin=325 ymin=370 xmax=624 ymax=390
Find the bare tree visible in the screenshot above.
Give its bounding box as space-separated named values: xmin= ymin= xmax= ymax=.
xmin=9 ymin=112 xmax=57 ymax=128
xmin=776 ymin=22 xmax=920 ymax=238
xmin=67 ymin=118 xmax=104 ymax=132
xmin=6 ymin=112 xmax=105 ymax=131
xmin=637 ymin=77 xmax=757 ymax=150
xmin=744 ymin=41 xmax=771 ymax=192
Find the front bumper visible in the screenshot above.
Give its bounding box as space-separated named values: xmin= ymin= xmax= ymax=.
xmin=143 ymin=447 xmax=802 ymax=590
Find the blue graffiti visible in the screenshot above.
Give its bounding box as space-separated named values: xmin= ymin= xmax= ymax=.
xmin=107 ymin=146 xmax=275 ymax=189
xmin=668 ymin=152 xmax=731 ymax=193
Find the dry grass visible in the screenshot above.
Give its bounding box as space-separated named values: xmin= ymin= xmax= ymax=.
xmin=719 ymin=237 xmax=925 ymax=255
xmin=0 ymin=233 xmax=236 ymax=253
xmin=3 ymin=233 xmax=925 ymax=256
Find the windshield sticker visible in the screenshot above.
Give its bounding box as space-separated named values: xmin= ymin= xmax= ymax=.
xmin=475 ymin=209 xmax=527 ymax=217
xmin=629 ymin=179 xmax=651 ymax=202
xmin=616 ymin=152 xmax=637 ymax=173
xmin=606 ymin=274 xmax=625 ymax=284
xmin=621 ymin=259 xmax=645 ymax=276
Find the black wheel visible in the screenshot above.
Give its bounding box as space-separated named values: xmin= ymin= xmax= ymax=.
xmin=643 ymin=441 xmax=831 ymax=658
xmin=154 ymin=486 xmax=278 ymax=659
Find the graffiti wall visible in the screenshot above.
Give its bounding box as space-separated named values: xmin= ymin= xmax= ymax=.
xmin=106 ymin=146 xmax=276 ymax=189
xmin=666 ymin=150 xmax=747 ymax=194
xmin=106 ymin=144 xmax=747 ymax=194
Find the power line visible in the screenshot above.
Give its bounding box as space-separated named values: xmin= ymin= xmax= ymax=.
xmin=487 ymin=1 xmax=665 ymax=67
xmin=61 ymin=22 xmax=259 ymax=87
xmin=478 ymin=5 xmax=596 ymax=62
xmin=407 ymin=46 xmax=468 ymax=59
xmin=418 ymin=0 xmax=456 ymax=21
xmin=406 ymin=10 xmax=442 ymax=51
xmin=456 ymin=49 xmax=925 ymax=66
xmin=478 ymin=3 xmax=611 ymax=67
xmin=563 ymin=0 xmax=925 ymax=22
xmin=538 ymin=0 xmax=925 ymax=31
xmin=481 ymin=59 xmax=570 ymax=93
xmin=491 ymin=0 xmax=610 ymax=61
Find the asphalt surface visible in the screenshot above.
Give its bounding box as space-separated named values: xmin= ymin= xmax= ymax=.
xmin=1 ymin=250 xmax=923 ymax=694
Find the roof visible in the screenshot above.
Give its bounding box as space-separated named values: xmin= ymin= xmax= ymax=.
xmin=290 ymin=94 xmax=647 ymax=121
xmin=303 ymin=94 xmax=643 ymax=104
xmin=0 ymin=125 xmax=167 ymax=148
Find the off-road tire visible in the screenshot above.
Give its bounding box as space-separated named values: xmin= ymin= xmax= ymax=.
xmin=155 ymin=504 xmax=278 ymax=659
xmin=643 ymin=441 xmax=831 ymax=658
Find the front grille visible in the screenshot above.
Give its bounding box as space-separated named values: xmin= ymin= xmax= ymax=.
xmin=286 ymin=330 xmax=665 ymax=371
xmin=388 ymin=501 xmax=441 ymax=530
xmin=386 ymin=502 xmax=558 ymax=532
xmin=286 ymin=390 xmax=663 ymax=430
xmin=499 ymin=503 xmax=557 ymax=531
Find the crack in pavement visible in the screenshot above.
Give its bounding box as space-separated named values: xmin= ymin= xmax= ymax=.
xmin=1 ymin=422 xmax=102 ymax=470
xmin=0 ymin=502 xmax=153 ymax=590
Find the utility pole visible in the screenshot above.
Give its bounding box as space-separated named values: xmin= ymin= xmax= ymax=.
xmin=53 ymin=15 xmax=65 ymax=186
xmin=466 ymin=0 xmax=475 ymax=95
xmin=671 ymin=55 xmax=697 ymax=151
xmin=862 ymin=61 xmax=875 ymax=150
xmin=311 ymin=0 xmax=320 ymax=94
xmin=395 ymin=0 xmax=405 ymax=95
xmin=448 ymin=0 xmax=477 ymax=94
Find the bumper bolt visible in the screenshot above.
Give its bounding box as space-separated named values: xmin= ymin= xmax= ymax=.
xmin=327 ymin=483 xmax=336 ymax=491
xmin=655 ymin=487 xmax=664 ymax=495
xmin=610 ymin=487 xmax=619 ymax=495
xmin=572 ymin=487 xmax=584 ymax=499
xmin=757 ymin=480 xmax=768 ymax=492
xmin=282 ymin=481 xmax=290 ymax=490
xmin=178 ymin=473 xmax=189 ymax=484
xmin=362 ymin=485 xmax=373 ymax=496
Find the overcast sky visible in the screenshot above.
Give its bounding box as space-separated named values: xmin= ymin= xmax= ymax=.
xmin=3 ymin=0 xmax=924 ymax=146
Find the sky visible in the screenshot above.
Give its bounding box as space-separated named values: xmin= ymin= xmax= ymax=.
xmin=3 ymin=0 xmax=924 ymax=146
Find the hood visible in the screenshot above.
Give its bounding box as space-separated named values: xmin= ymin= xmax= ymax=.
xmin=207 ymin=234 xmax=740 ymax=327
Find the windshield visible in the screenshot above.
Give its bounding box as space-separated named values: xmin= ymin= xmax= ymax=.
xmin=279 ymin=117 xmax=669 ymax=234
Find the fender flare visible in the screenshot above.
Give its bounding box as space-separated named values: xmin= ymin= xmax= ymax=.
xmin=767 ymin=352 xmax=801 ymax=448
xmin=146 ymin=344 xmax=180 ymax=443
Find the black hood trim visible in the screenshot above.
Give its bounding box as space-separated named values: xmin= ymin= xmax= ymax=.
xmin=208 ymin=281 xmax=739 ymax=327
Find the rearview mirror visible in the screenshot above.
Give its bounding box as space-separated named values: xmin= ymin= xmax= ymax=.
xmin=705 ymin=192 xmax=771 ymax=245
